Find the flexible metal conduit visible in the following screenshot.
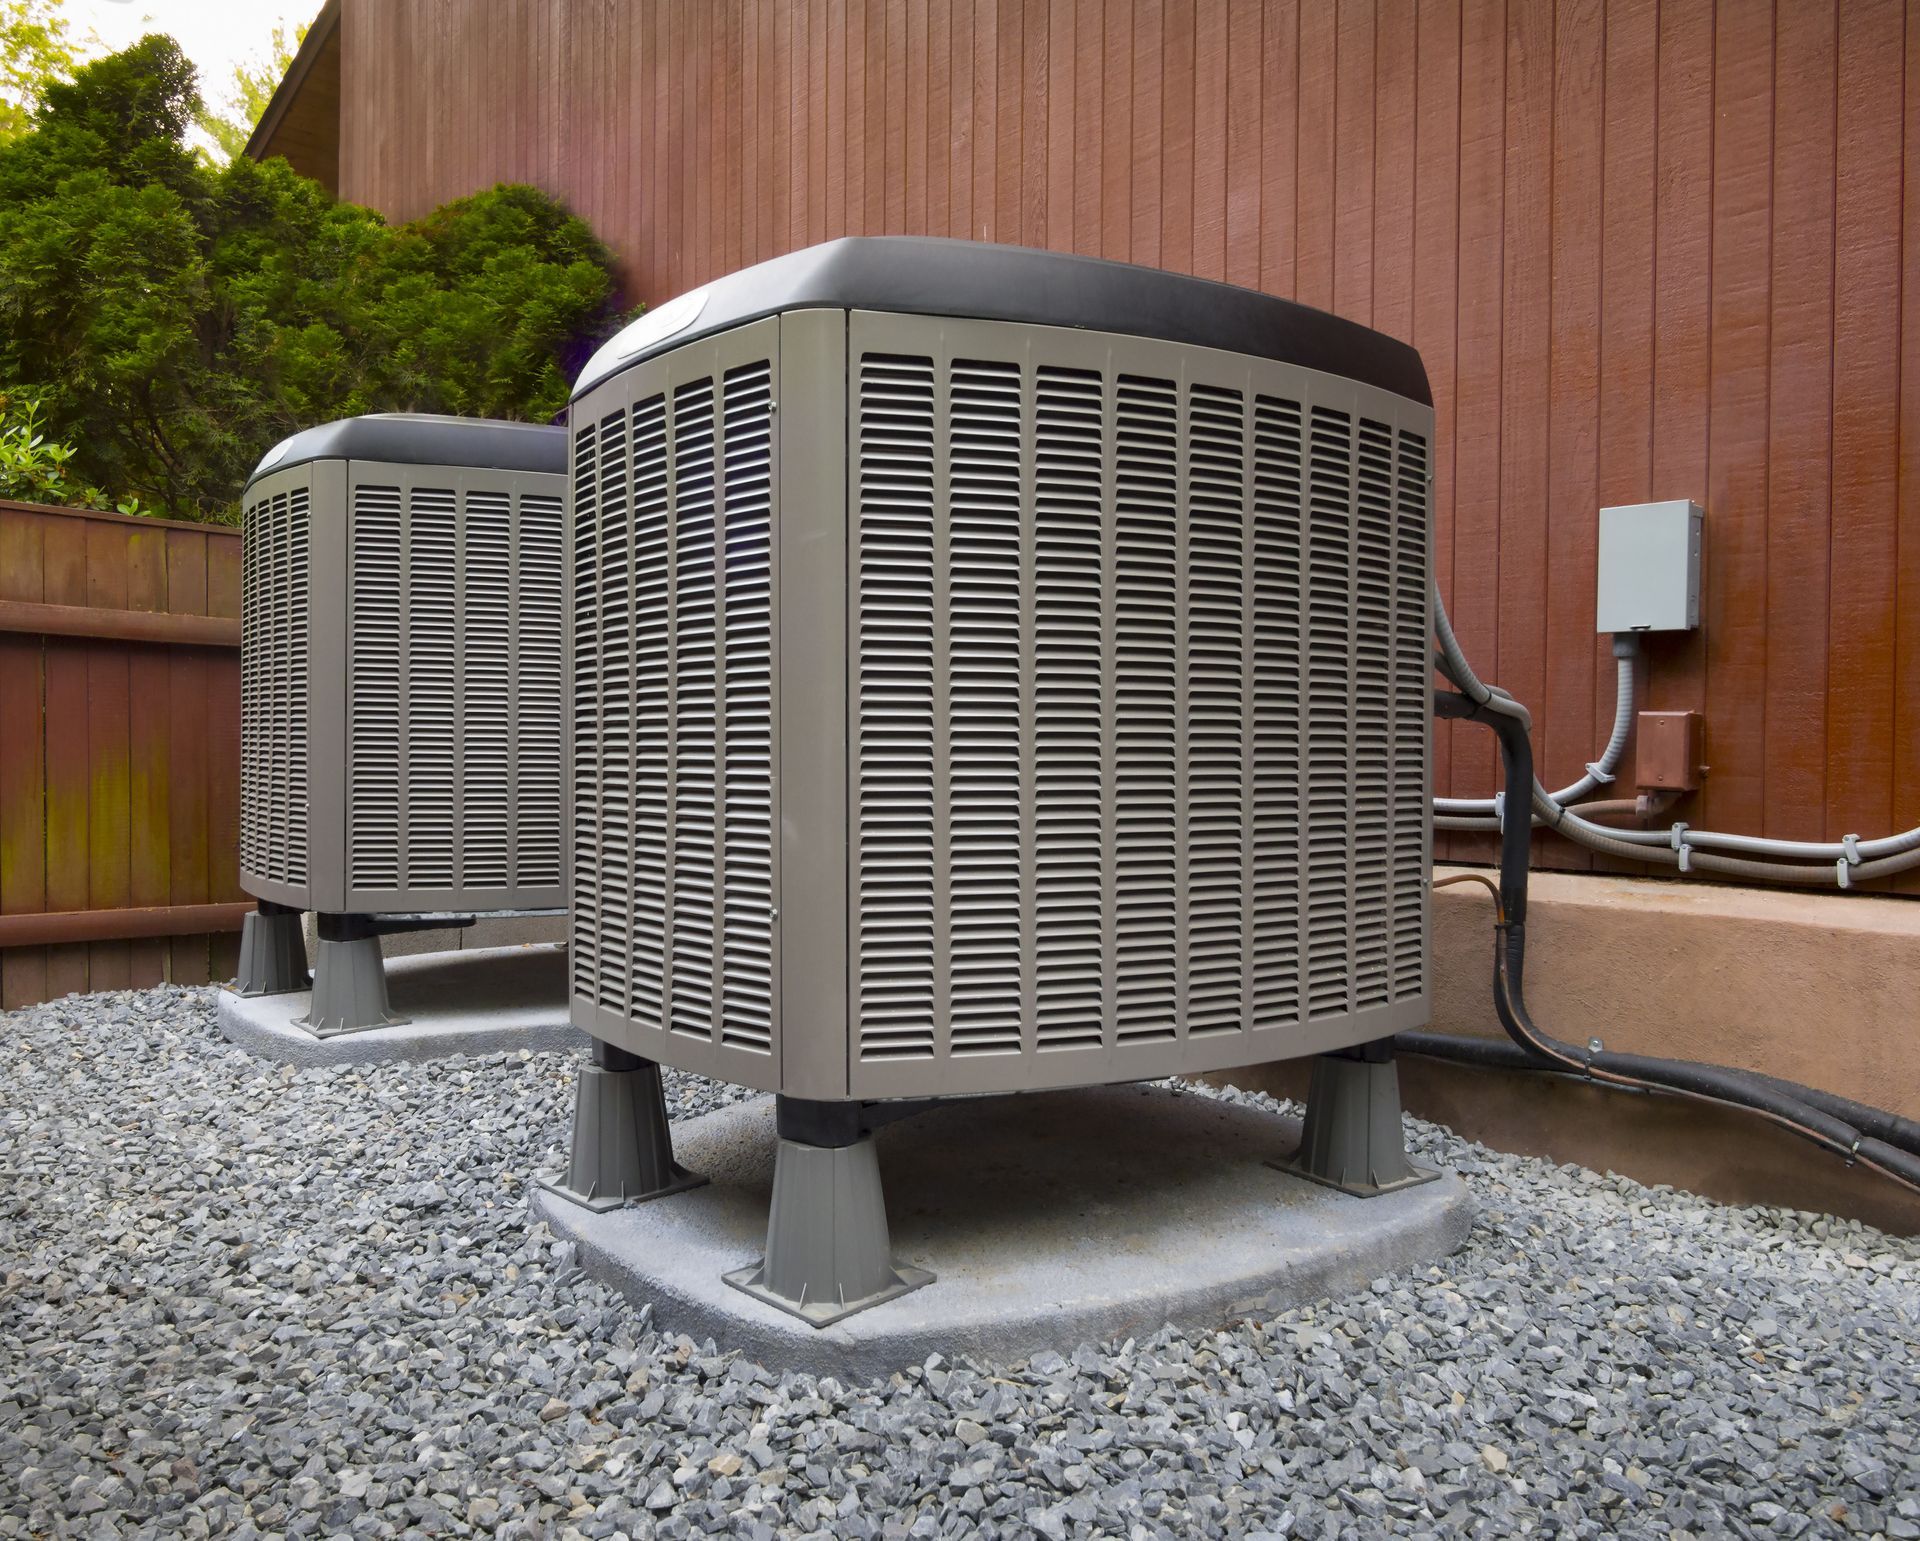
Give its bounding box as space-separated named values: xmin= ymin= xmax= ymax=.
xmin=1434 ymin=634 xmax=1640 ymax=818
xmin=1430 ymin=581 xmax=1920 ymax=888
xmin=1419 ymin=681 xmax=1920 ymax=1193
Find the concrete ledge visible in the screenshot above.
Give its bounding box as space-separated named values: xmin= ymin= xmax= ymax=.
xmin=1430 ymin=864 xmax=1920 ymax=1119
xmin=218 ymin=943 xmax=586 ymax=1066
xmin=534 ymin=1084 xmax=1474 ymax=1378
xmin=1200 ymin=866 xmax=1920 ymax=1238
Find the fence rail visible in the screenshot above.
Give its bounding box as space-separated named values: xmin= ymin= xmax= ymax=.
xmin=0 ymin=499 xmax=244 ymax=1008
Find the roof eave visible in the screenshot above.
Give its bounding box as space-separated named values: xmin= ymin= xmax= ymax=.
xmin=242 ymin=0 xmax=342 ymax=166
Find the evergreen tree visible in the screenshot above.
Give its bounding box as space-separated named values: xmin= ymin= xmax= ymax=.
xmin=0 ymin=35 xmax=627 ymax=520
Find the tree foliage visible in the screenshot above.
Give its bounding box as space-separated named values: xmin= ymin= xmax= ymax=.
xmin=196 ymin=20 xmax=304 ymax=164
xmin=0 ymin=390 xmax=143 ymax=513
xmin=0 ymin=0 xmax=79 ymax=143
xmin=0 ymin=35 xmax=628 ymax=520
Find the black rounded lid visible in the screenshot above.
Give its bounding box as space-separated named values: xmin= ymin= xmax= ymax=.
xmin=246 ymin=413 xmax=567 ymax=489
xmin=574 ymin=236 xmax=1432 ymax=407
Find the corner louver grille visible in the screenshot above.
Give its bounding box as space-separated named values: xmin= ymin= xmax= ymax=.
xmin=850 ymin=327 xmax=1430 ymax=1077
xmin=515 ymin=495 xmax=567 ymax=890
xmin=240 ymin=485 xmax=311 ymax=888
xmin=571 ymin=334 xmax=778 ymax=1070
xmin=347 ymin=487 xmax=404 ymax=891
xmin=344 ymin=478 xmax=567 ymax=905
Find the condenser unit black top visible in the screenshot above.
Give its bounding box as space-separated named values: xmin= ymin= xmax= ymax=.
xmin=574 ymin=236 xmax=1434 ymax=406
xmin=247 ymin=412 xmax=568 ymax=487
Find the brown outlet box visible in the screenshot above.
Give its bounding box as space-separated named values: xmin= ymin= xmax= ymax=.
xmin=1637 ymin=710 xmax=1704 ymax=791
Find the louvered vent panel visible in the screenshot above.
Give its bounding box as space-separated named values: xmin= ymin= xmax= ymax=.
xmin=1032 ymin=365 xmax=1105 ymax=1051
xmin=572 ymin=336 xmax=779 ymax=1068
xmin=1393 ymin=431 xmax=1432 ymax=998
xmin=1250 ymin=397 xmax=1304 ymax=1027
xmin=1305 ymin=407 xmax=1355 ymax=1019
xmin=1185 ymin=385 xmax=1247 ymax=1037
xmin=239 ymin=487 xmax=311 ymax=887
xmin=241 ymin=501 xmax=258 ymax=875
xmin=570 ymin=423 xmax=603 ymax=1003
xmin=514 ymin=493 xmax=566 ymax=889
xmin=404 ymin=488 xmax=459 ymax=889
xmin=463 ymin=491 xmax=513 ymax=889
xmin=670 ymin=378 xmax=719 ymax=1042
xmin=1112 ymin=376 xmax=1179 ymax=1046
xmin=629 ymin=396 xmax=671 ymax=1031
xmin=265 ymin=496 xmax=290 ymax=880
xmin=348 ymin=486 xmax=404 ymax=890
xmin=284 ymin=490 xmax=310 ymax=883
xmin=719 ymin=361 xmax=776 ymax=1052
xmin=595 ymin=407 xmax=635 ymax=1020
xmin=851 ymin=322 xmax=1430 ymax=1092
xmin=947 ymin=359 xmax=1024 ymax=1055
xmin=854 ymin=355 xmax=938 ymax=1060
xmin=1353 ymin=420 xmax=1396 ymax=1009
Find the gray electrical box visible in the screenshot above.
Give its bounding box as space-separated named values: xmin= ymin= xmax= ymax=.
xmin=1596 ymin=499 xmax=1702 ymax=633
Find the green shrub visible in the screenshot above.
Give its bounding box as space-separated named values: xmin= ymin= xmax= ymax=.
xmin=0 ymin=389 xmax=144 ymax=514
xmin=0 ymin=35 xmax=629 ymax=521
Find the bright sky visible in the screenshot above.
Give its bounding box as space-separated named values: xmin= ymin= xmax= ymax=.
xmin=65 ymin=0 xmax=322 ymax=109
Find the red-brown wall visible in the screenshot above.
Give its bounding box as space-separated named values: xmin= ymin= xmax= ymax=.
xmin=337 ymin=0 xmax=1920 ymax=887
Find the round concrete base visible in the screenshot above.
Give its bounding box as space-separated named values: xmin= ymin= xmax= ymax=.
xmin=218 ymin=943 xmax=586 ymax=1066
xmin=535 ymin=1083 xmax=1474 ymax=1377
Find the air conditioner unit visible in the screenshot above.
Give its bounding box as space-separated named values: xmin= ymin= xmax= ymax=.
xmin=235 ymin=414 xmax=568 ymax=1035
xmin=554 ymin=239 xmax=1435 ymax=1325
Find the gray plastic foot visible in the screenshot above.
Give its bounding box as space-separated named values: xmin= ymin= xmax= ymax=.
xmin=234 ymin=904 xmax=309 ymax=996
xmin=724 ymin=1133 xmax=934 ymax=1328
xmin=295 ymin=928 xmax=404 ymax=1038
xmin=541 ymin=1056 xmax=706 ymax=1211
xmin=1272 ymin=1041 xmax=1439 ymax=1197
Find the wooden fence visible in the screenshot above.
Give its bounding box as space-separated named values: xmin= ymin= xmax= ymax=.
xmin=0 ymin=500 xmax=248 ymax=1010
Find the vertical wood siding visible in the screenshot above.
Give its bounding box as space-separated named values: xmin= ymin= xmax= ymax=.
xmin=338 ymin=0 xmax=1918 ymax=885
xmin=0 ymin=504 xmax=244 ymax=1007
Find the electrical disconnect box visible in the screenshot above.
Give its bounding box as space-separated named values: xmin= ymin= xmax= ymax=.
xmin=1596 ymin=500 xmax=1702 ymax=633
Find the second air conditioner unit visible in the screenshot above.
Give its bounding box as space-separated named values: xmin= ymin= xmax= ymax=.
xmin=236 ymin=413 xmax=568 ymax=1033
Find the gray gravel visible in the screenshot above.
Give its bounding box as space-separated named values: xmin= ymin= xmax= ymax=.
xmin=2 ymin=983 xmax=1917 ymax=1540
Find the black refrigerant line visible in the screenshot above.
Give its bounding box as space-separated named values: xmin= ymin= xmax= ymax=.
xmin=1398 ymin=686 xmax=1920 ymax=1197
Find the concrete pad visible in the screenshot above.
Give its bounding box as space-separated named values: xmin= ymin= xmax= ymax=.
xmin=218 ymin=944 xmax=586 ymax=1066
xmin=535 ymin=1083 xmax=1474 ymax=1377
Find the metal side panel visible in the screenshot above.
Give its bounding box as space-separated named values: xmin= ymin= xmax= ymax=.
xmin=775 ymin=310 xmax=851 ymax=1100
xmin=568 ymin=316 xmax=783 ymax=1092
xmin=238 ymin=462 xmax=318 ymax=910
xmin=339 ymin=460 xmax=568 ymax=914
xmin=845 ymin=312 xmax=1434 ymax=1101
xmin=308 ymin=459 xmax=349 ymax=913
